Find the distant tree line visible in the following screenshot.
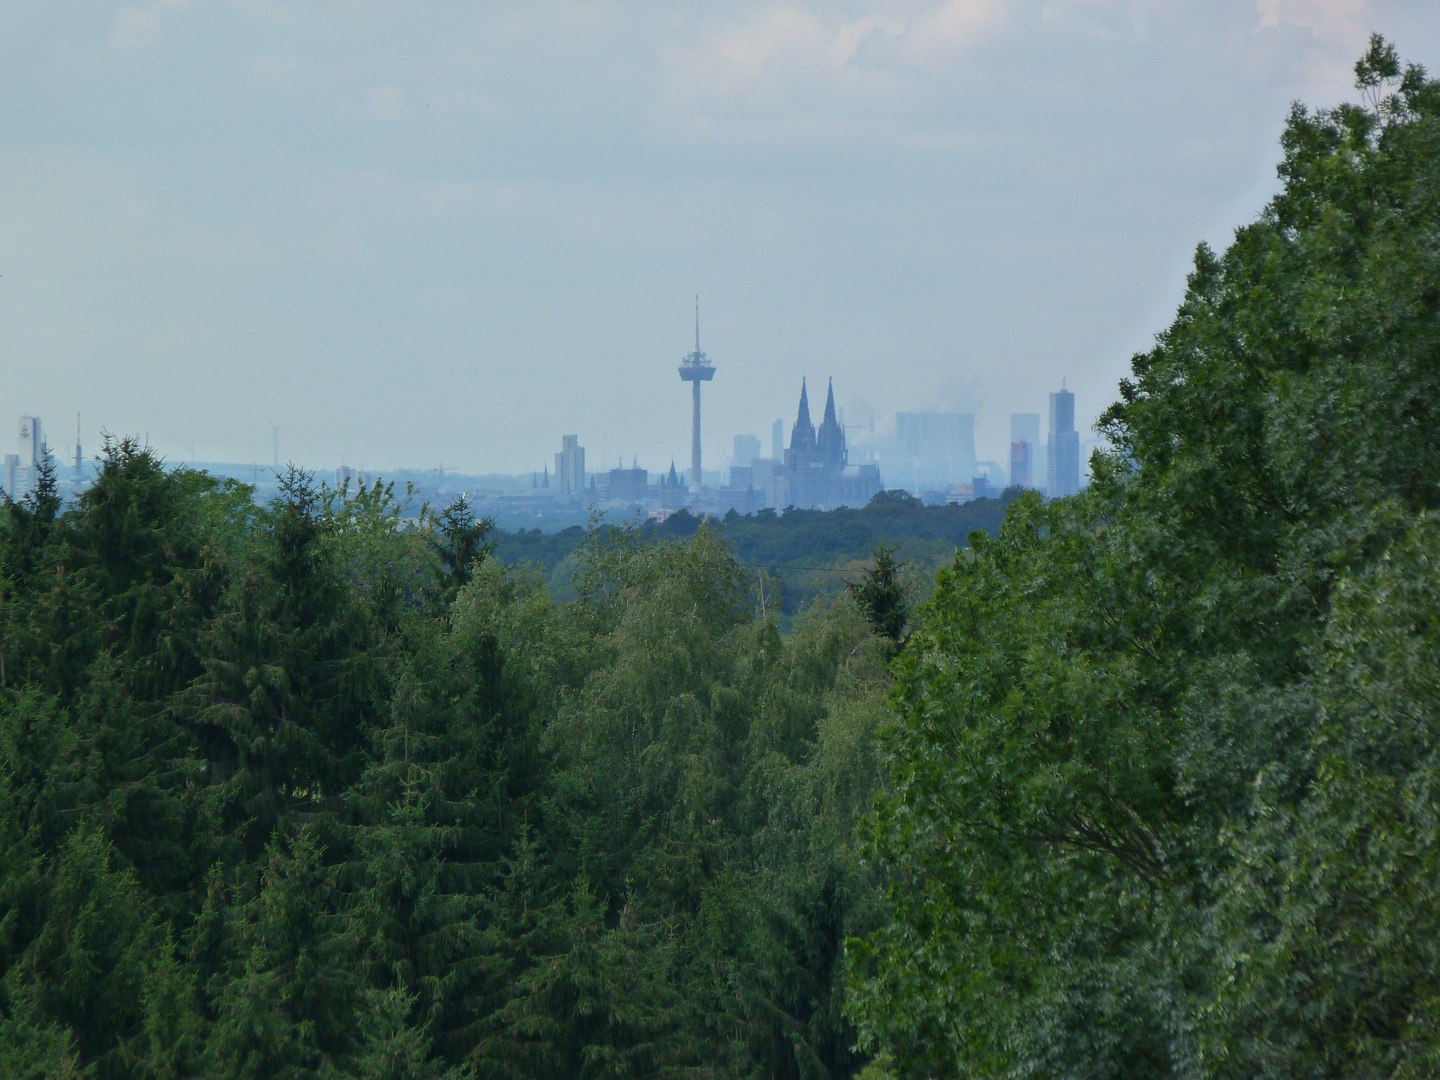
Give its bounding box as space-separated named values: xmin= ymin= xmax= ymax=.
xmin=493 ymin=490 xmax=1015 ymax=615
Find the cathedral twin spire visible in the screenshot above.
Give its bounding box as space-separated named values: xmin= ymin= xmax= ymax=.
xmin=788 ymin=377 xmax=844 ymax=465
xmin=791 ymin=378 xmax=815 ymax=451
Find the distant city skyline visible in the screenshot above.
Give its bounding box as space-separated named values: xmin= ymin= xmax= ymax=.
xmin=1 ymin=378 xmax=1089 ymax=494
xmin=3 ymin=5 xmax=1436 ymax=475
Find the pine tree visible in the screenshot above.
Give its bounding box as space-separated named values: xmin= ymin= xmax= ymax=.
xmin=205 ymin=830 xmax=355 ymax=1079
xmin=846 ymin=544 xmax=907 ymax=648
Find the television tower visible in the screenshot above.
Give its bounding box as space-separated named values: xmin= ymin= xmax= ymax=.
xmin=677 ymin=297 xmax=715 ymax=494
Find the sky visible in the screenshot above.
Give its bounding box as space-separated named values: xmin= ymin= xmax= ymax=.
xmin=2 ymin=1 xmax=1437 ymax=478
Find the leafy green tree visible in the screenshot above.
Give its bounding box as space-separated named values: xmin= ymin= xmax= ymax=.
xmin=849 ymin=38 xmax=1440 ymax=1080
xmin=0 ymin=984 xmax=83 ymax=1080
xmin=0 ymin=431 xmax=899 ymax=1078
xmin=1202 ymin=512 xmax=1440 ymax=1077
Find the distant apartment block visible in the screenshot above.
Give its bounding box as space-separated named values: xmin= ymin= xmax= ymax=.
xmin=734 ymin=455 xmax=780 ymax=493
xmin=335 ymin=465 xmax=376 ymax=493
xmin=606 ymin=464 xmax=647 ymax=505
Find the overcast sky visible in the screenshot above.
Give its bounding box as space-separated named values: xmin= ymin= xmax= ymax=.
xmin=2 ymin=1 xmax=1436 ymax=477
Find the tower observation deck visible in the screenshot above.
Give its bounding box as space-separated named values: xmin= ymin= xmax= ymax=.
xmin=677 ymin=297 xmax=715 ymax=494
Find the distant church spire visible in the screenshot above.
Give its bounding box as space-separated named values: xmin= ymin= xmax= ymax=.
xmin=790 ymin=378 xmax=817 ymax=454
xmin=816 ymin=377 xmax=845 ymax=466
xmin=790 ymin=378 xmax=815 ymax=454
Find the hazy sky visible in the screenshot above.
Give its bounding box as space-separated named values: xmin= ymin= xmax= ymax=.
xmin=3 ymin=1 xmax=1436 ymax=476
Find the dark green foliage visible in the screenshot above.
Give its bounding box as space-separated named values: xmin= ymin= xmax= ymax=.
xmin=846 ymin=545 xmax=907 ymax=646
xmin=863 ymin=490 xmax=920 ymax=511
xmin=492 ymin=493 xmax=1017 ymax=615
xmin=424 ymin=496 xmax=495 ymax=607
xmin=850 ymin=40 xmax=1440 ymax=1080
xmin=0 ymin=441 xmax=897 ymax=1077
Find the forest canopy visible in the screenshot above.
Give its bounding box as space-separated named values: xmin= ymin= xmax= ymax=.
xmin=851 ymin=36 xmax=1440 ymax=1080
xmin=0 ymin=445 xmax=899 ymax=1078
xmin=2 ymin=36 xmax=1438 ymax=1080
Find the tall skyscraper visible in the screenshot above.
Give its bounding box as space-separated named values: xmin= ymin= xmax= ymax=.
xmin=1010 ymin=412 xmax=1041 ymax=488
xmin=1046 ymin=386 xmax=1081 ymax=497
xmin=771 ymin=418 xmax=784 ymax=460
xmin=7 ymin=416 xmax=44 ymax=499
xmin=554 ymin=434 xmax=586 ymax=496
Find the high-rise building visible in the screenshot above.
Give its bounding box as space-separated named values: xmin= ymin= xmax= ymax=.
xmin=554 ymin=434 xmax=585 ymax=496
xmin=733 ymin=434 xmax=760 ymax=468
xmin=1010 ymin=413 xmax=1041 ymax=488
xmin=771 ymin=418 xmax=784 ymax=460
xmin=7 ymin=416 xmax=44 ymax=499
xmin=895 ymin=411 xmax=976 ymax=486
xmin=1046 ymin=386 xmax=1081 ymax=497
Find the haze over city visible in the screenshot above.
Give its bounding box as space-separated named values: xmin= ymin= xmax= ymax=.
xmin=3 ymin=2 xmax=1437 ymax=476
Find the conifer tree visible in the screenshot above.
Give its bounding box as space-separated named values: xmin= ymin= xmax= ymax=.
xmin=846 ymin=544 xmax=907 ymax=648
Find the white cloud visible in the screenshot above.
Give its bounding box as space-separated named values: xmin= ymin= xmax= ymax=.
xmin=367 ymin=84 xmax=407 ymax=121
xmin=111 ymin=0 xmax=188 ymax=51
xmin=900 ymin=0 xmax=1006 ymax=59
xmin=230 ymin=0 xmax=294 ymax=23
xmin=670 ymin=6 xmax=899 ymax=102
xmin=1254 ymin=0 xmax=1371 ymax=99
xmin=654 ymin=2 xmax=1004 ymax=142
xmin=1255 ymin=0 xmax=1368 ymax=45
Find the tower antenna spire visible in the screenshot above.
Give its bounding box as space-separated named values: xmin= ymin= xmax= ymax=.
xmin=678 ymin=296 xmax=716 ymax=498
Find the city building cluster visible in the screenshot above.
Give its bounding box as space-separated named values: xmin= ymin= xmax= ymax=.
xmin=2 ymin=310 xmax=1085 ymax=521
xmin=515 ymin=307 xmax=1082 ymax=518
xmin=1 ymin=415 xmax=90 ymax=503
